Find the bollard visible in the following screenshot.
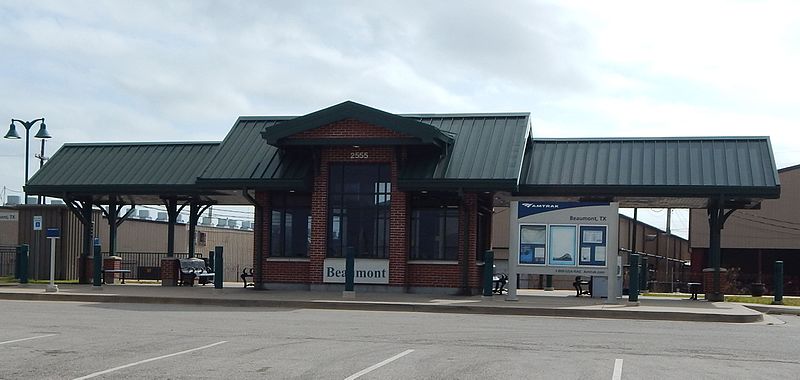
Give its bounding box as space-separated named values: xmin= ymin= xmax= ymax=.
xmin=483 ymin=250 xmax=494 ymax=297
xmin=18 ymin=244 xmax=29 ymax=284
xmin=345 ymin=247 xmax=355 ymax=293
xmin=92 ymin=242 xmax=102 ymax=286
xmin=214 ymin=246 xmax=224 ymax=289
xmin=773 ymin=261 xmax=784 ymax=305
xmin=640 ymin=256 xmax=649 ymax=292
xmin=545 ymin=274 xmax=554 ymax=291
xmin=628 ymin=254 xmax=640 ymax=303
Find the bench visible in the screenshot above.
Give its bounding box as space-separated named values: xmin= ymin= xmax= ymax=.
xmin=492 ymin=273 xmax=508 ymax=294
xmin=687 ymin=282 xmax=702 ymax=300
xmin=102 ymin=269 xmax=132 ymax=284
xmin=240 ymin=267 xmax=255 ymax=288
xmin=178 ymin=258 xmax=214 ymax=287
xmin=573 ymin=276 xmax=591 ymax=297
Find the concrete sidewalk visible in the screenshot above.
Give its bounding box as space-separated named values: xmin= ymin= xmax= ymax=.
xmin=1 ymin=283 xmax=794 ymax=323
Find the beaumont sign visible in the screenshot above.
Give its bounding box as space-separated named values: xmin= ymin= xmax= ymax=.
xmin=323 ymin=258 xmax=389 ymax=284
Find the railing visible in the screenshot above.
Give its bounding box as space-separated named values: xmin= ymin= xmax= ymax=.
xmin=0 ymin=245 xmax=15 ymax=277
xmin=106 ymin=251 xmax=191 ymax=280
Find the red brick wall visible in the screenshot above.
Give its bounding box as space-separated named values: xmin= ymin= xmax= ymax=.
xmin=290 ymin=118 xmax=410 ymax=140
xmin=266 ymin=260 xmax=311 ymax=283
xmin=407 ymin=264 xmax=463 ymax=287
xmin=252 ymin=119 xmax=481 ymax=291
xmin=405 ymin=193 xmax=480 ymax=289
xmin=309 ymin=145 xmax=402 ymax=284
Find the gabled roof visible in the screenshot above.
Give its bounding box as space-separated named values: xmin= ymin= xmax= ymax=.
xmin=260 ymin=101 xmax=454 ymax=147
xmin=518 ymin=137 xmax=781 ymax=205
xmin=26 ymin=142 xmax=219 ymax=197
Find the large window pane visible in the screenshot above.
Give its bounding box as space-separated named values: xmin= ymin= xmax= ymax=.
xmin=410 ymin=207 xmax=458 ymax=261
xmin=328 ymin=163 xmax=390 ymax=258
xmin=270 ymin=193 xmax=311 ymax=258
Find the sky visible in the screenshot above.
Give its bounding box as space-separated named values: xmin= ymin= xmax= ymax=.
xmin=2 ymin=0 xmax=800 ymax=237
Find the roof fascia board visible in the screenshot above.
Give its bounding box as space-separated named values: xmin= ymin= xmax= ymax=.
xmin=515 ymin=184 xmax=781 ymax=198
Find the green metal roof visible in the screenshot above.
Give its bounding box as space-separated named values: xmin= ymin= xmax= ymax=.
xmin=200 ymin=109 xmax=531 ymax=191
xmin=196 ymin=117 xmax=312 ymax=190
xmin=261 ymin=101 xmax=454 ymax=147
xmin=519 ymin=137 xmax=781 ymax=200
xmin=26 ymin=142 xmax=219 ymax=196
xmin=398 ymin=113 xmax=531 ymax=190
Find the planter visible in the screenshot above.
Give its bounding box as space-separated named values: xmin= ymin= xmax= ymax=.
xmin=750 ymin=283 xmax=765 ymax=297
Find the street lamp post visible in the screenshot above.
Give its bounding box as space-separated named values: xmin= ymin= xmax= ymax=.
xmin=4 ymin=118 xmax=51 ymax=203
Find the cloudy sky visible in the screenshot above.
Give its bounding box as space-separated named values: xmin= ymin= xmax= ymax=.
xmin=2 ymin=0 xmax=799 ymax=236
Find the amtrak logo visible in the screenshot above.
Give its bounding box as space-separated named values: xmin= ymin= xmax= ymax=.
xmin=517 ymin=201 xmax=609 ymax=218
xmin=521 ymin=203 xmax=559 ymax=209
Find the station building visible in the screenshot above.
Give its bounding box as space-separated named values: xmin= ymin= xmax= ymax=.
xmin=24 ymin=101 xmax=781 ymax=297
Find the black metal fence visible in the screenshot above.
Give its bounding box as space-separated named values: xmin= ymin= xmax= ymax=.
xmin=108 ymin=251 xmax=190 ymax=280
xmin=0 ymin=245 xmax=15 ymax=277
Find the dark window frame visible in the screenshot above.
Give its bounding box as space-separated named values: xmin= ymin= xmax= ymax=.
xmin=409 ymin=192 xmax=461 ymax=261
xmin=270 ymin=192 xmax=311 ymax=258
xmin=327 ymin=163 xmax=391 ymax=259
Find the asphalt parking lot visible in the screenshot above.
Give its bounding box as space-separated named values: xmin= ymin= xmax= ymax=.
xmin=1 ymin=300 xmax=798 ymax=379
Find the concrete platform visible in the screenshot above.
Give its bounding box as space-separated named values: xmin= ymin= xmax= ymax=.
xmin=0 ymin=283 xmax=786 ymax=323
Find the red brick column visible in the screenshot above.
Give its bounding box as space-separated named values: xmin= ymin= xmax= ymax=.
xmin=161 ymin=258 xmax=180 ymax=286
xmin=255 ymin=191 xmax=271 ymax=284
xmin=308 ymin=159 xmax=329 ymax=284
xmin=702 ymin=267 xmax=728 ymax=299
xmin=103 ymin=256 xmax=122 ymax=284
xmin=389 ymin=190 xmax=409 ymax=286
xmin=459 ymin=193 xmax=480 ymax=290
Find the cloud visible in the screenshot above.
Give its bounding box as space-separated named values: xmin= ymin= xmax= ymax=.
xmin=1 ymin=0 xmax=799 ymax=200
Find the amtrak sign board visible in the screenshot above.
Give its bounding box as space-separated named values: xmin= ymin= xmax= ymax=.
xmin=323 ymin=258 xmax=389 ymax=284
xmin=507 ymin=201 xmax=622 ymax=302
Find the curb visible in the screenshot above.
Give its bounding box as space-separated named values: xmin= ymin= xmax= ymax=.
xmin=744 ymin=304 xmax=800 ymax=316
xmin=0 ymin=292 xmax=763 ymax=323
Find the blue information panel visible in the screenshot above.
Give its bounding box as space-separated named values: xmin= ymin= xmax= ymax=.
xmin=46 ymin=228 xmax=60 ymax=238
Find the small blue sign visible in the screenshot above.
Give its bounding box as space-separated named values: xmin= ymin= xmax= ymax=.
xmin=46 ymin=227 xmax=61 ymax=238
xmin=93 ymin=237 xmax=101 ymax=246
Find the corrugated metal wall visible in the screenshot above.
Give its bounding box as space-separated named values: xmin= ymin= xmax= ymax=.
xmin=690 ymin=166 xmax=800 ymax=249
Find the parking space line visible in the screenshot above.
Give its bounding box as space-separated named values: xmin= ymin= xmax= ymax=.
xmin=612 ymin=358 xmax=623 ymax=380
xmin=0 ymin=334 xmax=56 ymax=345
xmin=345 ymin=349 xmax=414 ymax=380
xmin=72 ymin=341 xmax=227 ymax=380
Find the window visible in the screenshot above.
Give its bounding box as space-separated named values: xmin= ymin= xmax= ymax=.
xmin=270 ymin=193 xmax=311 ymax=258
xmin=328 ymin=163 xmax=391 ymax=258
xmin=410 ymin=207 xmax=459 ymax=261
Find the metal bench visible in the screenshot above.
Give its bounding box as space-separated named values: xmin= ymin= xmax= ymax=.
xmin=573 ymin=276 xmax=591 ymax=297
xmin=102 ymin=269 xmax=132 ymax=284
xmin=178 ymin=258 xmax=214 ymax=287
xmin=492 ymin=273 xmax=508 ymax=294
xmin=687 ymin=282 xmax=702 ymax=300
xmin=240 ymin=267 xmax=255 ymax=288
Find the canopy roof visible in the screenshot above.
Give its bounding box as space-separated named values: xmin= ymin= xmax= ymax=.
xmin=24 ymin=102 xmax=781 ymax=208
xmin=518 ymin=137 xmax=780 ymax=208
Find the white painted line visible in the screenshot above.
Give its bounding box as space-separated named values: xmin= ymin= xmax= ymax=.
xmin=0 ymin=334 xmax=56 ymax=345
xmin=612 ymin=358 xmax=623 ymax=380
xmin=73 ymin=341 xmax=227 ymax=380
xmin=345 ymin=349 xmax=414 ymax=380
